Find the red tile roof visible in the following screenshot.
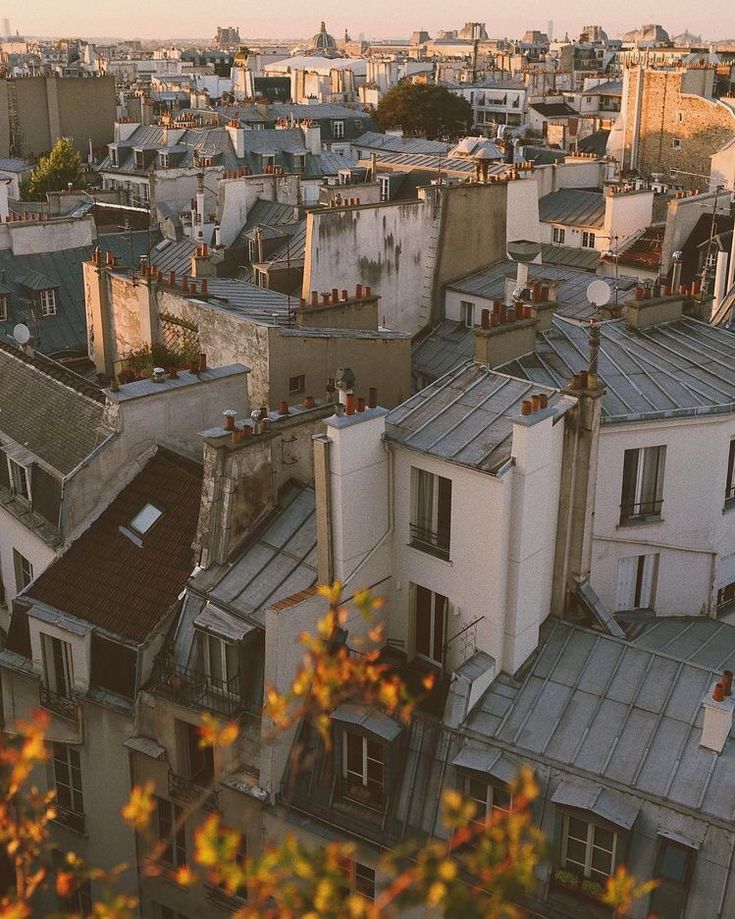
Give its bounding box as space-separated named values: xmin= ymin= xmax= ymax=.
xmin=26 ymin=450 xmax=202 ymax=643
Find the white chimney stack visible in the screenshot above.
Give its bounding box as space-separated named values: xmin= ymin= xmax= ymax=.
xmin=700 ymin=676 xmax=734 ymax=753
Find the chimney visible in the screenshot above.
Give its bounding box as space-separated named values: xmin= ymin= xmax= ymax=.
xmin=626 ymin=294 xmax=685 ymax=330
xmin=700 ymin=677 xmax=735 ymax=753
xmin=473 ymin=311 xmax=539 ymax=367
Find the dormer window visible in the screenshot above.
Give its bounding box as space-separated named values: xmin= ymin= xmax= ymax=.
xmin=202 ymin=632 xmax=240 ymax=695
xmin=129 ymin=502 xmax=163 ymax=536
xmin=261 ymin=154 xmax=275 ymax=170
xmin=159 ymin=152 xmax=169 ymax=168
xmin=40 ymin=289 xmax=56 ymax=317
xmin=333 ymin=704 xmax=402 ymax=813
xmin=134 ymin=150 xmax=144 ymax=169
xmin=333 ymin=120 xmax=345 ymax=140
xmin=342 ymin=732 xmax=385 ymax=810
xmin=110 ymin=147 xmax=119 ymax=167
xmin=292 ymin=153 xmax=305 ymax=174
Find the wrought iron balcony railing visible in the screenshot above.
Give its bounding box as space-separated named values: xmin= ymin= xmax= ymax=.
xmin=39 ymin=684 xmax=78 ymax=721
xmin=168 ymin=769 xmax=219 ymax=812
xmin=151 ymin=658 xmax=256 ymax=718
xmin=619 ymin=498 xmax=663 ymax=524
xmin=409 ymin=522 xmax=451 ymax=560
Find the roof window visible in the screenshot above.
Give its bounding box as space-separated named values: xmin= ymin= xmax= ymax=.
xmin=129 ymin=503 xmax=163 ymax=536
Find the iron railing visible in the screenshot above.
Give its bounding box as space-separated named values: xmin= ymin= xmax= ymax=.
xmin=39 ymin=684 xmax=78 ymax=721
xmin=409 ymin=522 xmax=451 ymax=560
xmin=52 ymin=803 xmax=86 ymax=835
xmin=619 ymin=498 xmax=663 ymax=524
xmin=168 ymin=769 xmax=219 ymax=812
xmin=151 ymin=658 xmax=249 ymax=718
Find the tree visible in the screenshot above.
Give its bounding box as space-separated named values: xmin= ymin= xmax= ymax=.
xmin=375 ymin=83 xmax=473 ymax=140
xmin=0 ymin=584 xmax=652 ymax=917
xmin=21 ymin=137 xmax=82 ymax=201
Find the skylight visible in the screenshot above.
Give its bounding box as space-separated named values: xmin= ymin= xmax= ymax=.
xmin=129 ymin=503 xmax=163 ymax=535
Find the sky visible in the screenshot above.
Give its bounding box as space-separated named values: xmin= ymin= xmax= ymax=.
xmin=2 ymin=0 xmax=730 ymax=42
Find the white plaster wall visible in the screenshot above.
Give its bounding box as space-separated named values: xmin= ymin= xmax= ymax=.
xmin=0 ymin=509 xmax=57 ymax=621
xmin=605 ymin=190 xmax=654 ymax=243
xmin=531 ymin=160 xmax=605 ymax=198
xmin=303 ymin=199 xmax=432 ymax=335
xmin=152 ymin=166 xmax=223 ymax=218
xmin=0 ymin=215 xmax=95 ymax=255
xmin=591 ymin=413 xmax=735 ymax=616
xmin=506 ymin=178 xmax=540 ymax=245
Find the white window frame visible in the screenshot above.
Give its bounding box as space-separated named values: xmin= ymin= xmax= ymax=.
xmin=614 ymin=553 xmax=658 ymax=611
xmin=134 ymin=150 xmax=144 ymax=169
xmin=460 ymin=300 xmax=475 ymax=327
xmin=52 ymin=742 xmax=85 ymax=816
xmin=561 ymin=814 xmax=617 ymax=883
xmin=411 ymin=467 xmax=452 ymax=559
xmin=201 ymin=631 xmax=239 ymax=694
xmin=620 ymin=445 xmax=666 ymax=523
xmin=41 ymin=632 xmax=74 ymax=698
xmin=8 ymin=458 xmax=30 ymax=501
xmin=552 ymin=226 xmax=566 ymax=245
xmin=333 ymin=120 xmax=345 ymax=139
xmin=159 ymin=152 xmax=169 ymax=168
xmin=413 ymin=584 xmax=448 ymax=666
xmin=0 ymin=294 xmax=7 ymax=321
xmin=261 ymin=153 xmax=275 ymax=170
xmin=110 ymin=147 xmax=118 ymax=167
xmin=40 ymin=289 xmax=57 ymax=316
xmin=582 ymin=231 xmax=596 ymax=249
xmin=342 ymin=732 xmax=385 ymax=804
xmin=466 ymin=775 xmax=512 ymax=825
xmin=379 ymin=176 xmax=390 ymax=202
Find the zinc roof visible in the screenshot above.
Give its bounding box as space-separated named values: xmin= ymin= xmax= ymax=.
xmin=385 ymin=361 xmax=561 ymax=473
xmin=499 ymin=315 xmax=735 ymax=423
xmin=466 ymin=617 xmax=735 ymax=827
xmin=538 ymin=188 xmax=605 ymax=228
xmin=353 ymin=131 xmax=452 ymax=156
xmin=0 ymin=341 xmax=111 ymax=475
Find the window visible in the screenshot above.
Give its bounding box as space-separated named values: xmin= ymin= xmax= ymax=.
xmin=333 ymin=120 xmax=345 ymax=139
xmin=156 ymin=797 xmax=186 ymax=867
xmin=672 ymin=138 xmax=682 ymax=150
xmin=40 ymin=289 xmax=56 ymax=316
xmin=0 ymin=294 xmax=7 ymax=321
xmin=110 ymin=147 xmax=118 ymax=167
xmin=159 ymin=152 xmax=169 ymax=168
xmin=676 ymin=111 xmax=684 ymax=123
xmin=342 ymin=732 xmax=385 ymax=809
xmin=552 ymin=226 xmax=566 ymax=244
xmin=460 ymin=300 xmax=475 ymax=327
xmin=289 ymin=374 xmax=305 ymax=395
xmin=649 ymin=837 xmax=695 ymax=919
xmin=615 ymin=554 xmax=658 ymax=611
xmin=413 ymin=585 xmax=448 ymax=666
xmin=134 ymin=150 xmax=144 ymax=169
xmin=582 ymin=231 xmax=596 ymax=249
xmin=52 ymin=743 xmax=85 ymax=832
xmin=9 ymin=458 xmax=30 ymax=500
xmin=379 ymin=176 xmax=390 ymax=202
xmin=13 ymin=548 xmax=33 ymax=592
xmin=620 ymin=446 xmax=665 ymax=523
xmin=466 ymin=776 xmax=512 ymax=826
xmin=129 ymin=502 xmax=163 ymax=535
xmin=354 ymin=119 xmax=363 ymax=131
xmin=176 ymin=719 xmax=214 ymax=787
xmin=261 ymin=153 xmax=275 ymax=170
xmin=214 ymin=830 xmax=247 ymax=898
xmin=202 ymin=632 xmax=239 ymax=694
xmin=41 ymin=632 xmax=73 ymax=697
xmin=339 ymin=858 xmax=375 ymax=901
xmin=726 ymin=439 xmax=735 ymax=503
xmin=292 ymin=153 xmax=305 ymax=174
xmin=410 ymin=468 xmax=452 ymax=559
xmin=561 ymin=814 xmax=617 ymax=884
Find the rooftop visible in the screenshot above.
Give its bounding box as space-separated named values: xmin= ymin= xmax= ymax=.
xmin=23 ymin=450 xmax=202 ymax=643
xmin=0 ymin=341 xmax=111 ymax=475
xmin=385 ymin=361 xmax=562 ymax=473
xmin=538 ymin=188 xmax=605 ymax=228
xmin=500 ymin=314 xmax=735 ymax=423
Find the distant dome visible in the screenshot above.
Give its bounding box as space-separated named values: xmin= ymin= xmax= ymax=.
xmin=309 ymin=21 xmax=337 ymax=52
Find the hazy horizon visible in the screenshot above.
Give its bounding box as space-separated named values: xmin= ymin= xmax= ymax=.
xmin=1 ymin=0 xmax=731 ymax=43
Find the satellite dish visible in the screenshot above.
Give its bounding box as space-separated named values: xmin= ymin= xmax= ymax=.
xmin=13 ymin=323 xmax=30 ymax=345
xmin=586 ymin=279 xmax=611 ymax=307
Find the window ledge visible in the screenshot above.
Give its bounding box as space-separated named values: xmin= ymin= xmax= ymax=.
xmin=617 ymin=515 xmax=663 ymax=529
xmin=407 ymin=541 xmax=453 ymax=565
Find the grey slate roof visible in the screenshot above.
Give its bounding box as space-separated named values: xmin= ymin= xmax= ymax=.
xmin=500 ymin=315 xmax=735 ymax=423
xmin=539 ymin=243 xmax=603 ymax=271
xmin=0 ymin=343 xmax=112 ymax=475
xmin=203 ymin=279 xmax=294 ymax=323
xmin=538 ymin=188 xmax=605 ymax=228
xmin=465 ymin=616 xmax=735 ymax=828
xmin=353 ymin=131 xmax=452 ymax=156
xmin=385 ymin=361 xmax=562 ymax=473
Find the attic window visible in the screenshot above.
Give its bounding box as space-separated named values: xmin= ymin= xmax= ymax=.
xmin=110 ymin=148 xmax=119 ymax=167
xmin=129 ymin=503 xmax=163 ymax=536
xmin=159 ymin=152 xmax=169 ymax=168
xmin=134 ymin=150 xmax=144 ymax=169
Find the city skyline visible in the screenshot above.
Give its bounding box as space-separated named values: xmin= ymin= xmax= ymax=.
xmin=1 ymin=0 xmax=730 ymax=42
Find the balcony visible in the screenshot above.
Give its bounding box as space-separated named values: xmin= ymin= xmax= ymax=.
xmin=39 ymin=684 xmax=78 ymax=721
xmin=51 ymin=803 xmax=86 ymax=835
xmin=168 ymin=769 xmax=218 ymax=812
xmin=205 ymin=885 xmax=247 ymax=911
xmin=409 ymin=522 xmax=451 ymax=561
xmin=151 ymin=658 xmax=255 ymax=718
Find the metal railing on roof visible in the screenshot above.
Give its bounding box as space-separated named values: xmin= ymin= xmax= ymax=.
xmin=151 ymin=657 xmax=260 ymax=719
xmin=39 ymin=684 xmax=78 ymax=721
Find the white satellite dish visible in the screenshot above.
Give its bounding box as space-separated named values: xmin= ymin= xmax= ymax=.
xmin=13 ymin=323 xmax=30 ymax=345
xmin=586 ymin=279 xmax=612 ymax=307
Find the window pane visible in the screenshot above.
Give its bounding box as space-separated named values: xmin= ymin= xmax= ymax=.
xmin=659 ymin=843 xmax=689 ymax=882
xmin=567 ymin=817 xmax=589 ymax=842
xmin=593 ymin=826 xmax=615 ymax=852
xmin=565 ymin=839 xmax=587 ymax=865
xmin=346 ymin=734 xmax=363 ymax=774
xmin=591 ymin=848 xmax=613 ymax=873
xmin=492 ymin=786 xmax=512 ymax=813
xmin=355 ymin=863 xmax=375 ymax=900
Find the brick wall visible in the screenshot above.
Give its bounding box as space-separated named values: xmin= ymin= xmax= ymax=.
xmin=622 ymin=68 xmax=735 ymax=186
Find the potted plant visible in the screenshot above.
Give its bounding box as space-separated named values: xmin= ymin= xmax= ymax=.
xmin=552 ymin=867 xmax=580 ymax=891
xmin=580 ymin=878 xmax=604 ymax=899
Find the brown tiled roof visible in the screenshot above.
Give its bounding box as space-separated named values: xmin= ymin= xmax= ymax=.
xmin=27 ymin=450 xmax=202 ymax=643
xmin=269 ymin=585 xmax=319 ymax=612
xmin=611 ymin=225 xmax=664 ymax=271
